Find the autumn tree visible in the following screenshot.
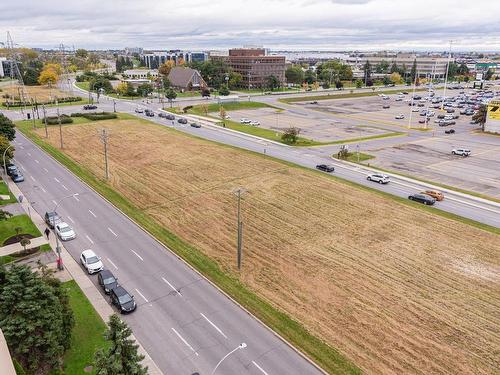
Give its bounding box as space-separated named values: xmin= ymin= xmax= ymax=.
xmin=38 ymin=69 xmax=58 ymax=86
xmin=158 ymin=60 xmax=175 ymax=76
xmin=472 ymin=104 xmax=487 ymax=131
xmin=389 ymin=72 xmax=402 ymax=85
xmin=200 ymin=103 xmax=209 ymax=116
xmin=281 ymin=127 xmax=301 ymax=144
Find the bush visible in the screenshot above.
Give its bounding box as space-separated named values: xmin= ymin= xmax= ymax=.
xmin=4 ymin=96 xmax=81 ymax=108
xmin=70 ymin=112 xmax=117 ymax=121
xmin=46 ymin=115 xmax=73 ymax=125
xmin=182 ymin=105 xmax=193 ymax=113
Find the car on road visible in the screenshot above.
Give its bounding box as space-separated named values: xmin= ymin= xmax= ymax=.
xmin=445 ymin=129 xmax=455 ymax=134
xmin=110 ymin=286 xmax=136 ymax=313
xmin=80 ymin=249 xmax=104 ymax=274
xmin=309 ymin=101 xmax=318 ymax=104
xmin=408 ymin=193 xmax=436 ymax=205
xmin=159 ymin=112 xmax=175 ymax=120
xmin=134 ymin=107 xmax=144 ymax=113
xmin=55 ymin=222 xmax=76 ymax=241
xmin=395 ymin=114 xmax=405 ymax=119
xmin=11 ymin=172 xmax=24 ymax=183
xmin=249 ymin=121 xmax=260 ymax=126
xmin=177 ymin=118 xmax=188 ymax=124
xmin=45 ymin=211 xmax=62 ymax=228
xmin=5 ymin=164 xmax=18 ymax=176
xmin=421 ymin=190 xmax=444 ymax=201
xmin=452 ymin=148 xmax=471 ymax=156
xmin=144 ymin=109 xmax=154 ymax=117
xmin=240 ymin=118 xmax=251 ymax=124
xmin=382 ymin=104 xmax=390 ymax=109
xmin=83 ymin=104 xmax=97 ymax=110
xmin=316 ymin=164 xmax=335 ymax=173
xmin=98 ymin=269 xmax=118 ymax=294
xmin=367 ymin=173 xmax=390 ymax=184
xmin=418 ymin=119 xmax=426 ymax=124
xmin=190 ymin=122 xmax=201 ymax=128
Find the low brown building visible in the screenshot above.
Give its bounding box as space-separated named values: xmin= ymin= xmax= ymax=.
xmin=167 ymin=67 xmax=207 ymax=91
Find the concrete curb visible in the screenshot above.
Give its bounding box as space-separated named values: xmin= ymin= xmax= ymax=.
xmin=5 ymin=174 xmax=164 ymax=375
xmin=18 ymin=127 xmax=330 ymax=375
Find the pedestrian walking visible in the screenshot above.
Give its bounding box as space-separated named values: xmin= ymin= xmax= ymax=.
xmin=44 ymin=227 xmax=50 ymax=239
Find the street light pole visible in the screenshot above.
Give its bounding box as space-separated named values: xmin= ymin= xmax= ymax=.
xmin=211 ymin=343 xmax=247 ymax=375
xmin=42 ymin=104 xmax=48 ymax=138
xmin=441 ymin=40 xmax=453 ymax=111
xmin=233 ymin=187 xmax=246 ymax=270
xmin=51 ymin=193 xmax=79 ymax=270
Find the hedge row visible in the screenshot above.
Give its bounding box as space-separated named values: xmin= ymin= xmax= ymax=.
xmin=4 ymin=97 xmax=82 ymax=108
xmin=45 ymin=115 xmax=73 ymax=125
xmin=70 ymin=112 xmax=117 ymax=121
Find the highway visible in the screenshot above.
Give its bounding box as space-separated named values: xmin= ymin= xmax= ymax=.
xmin=11 ymin=132 xmax=324 ymax=375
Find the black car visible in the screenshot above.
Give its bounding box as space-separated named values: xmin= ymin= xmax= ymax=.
xmin=316 ymin=164 xmax=335 ymax=173
xmin=445 ymin=129 xmax=455 ymax=134
xmin=159 ymin=112 xmax=175 ymax=120
xmin=144 ymin=109 xmax=154 ymax=117
xmin=166 ymin=114 xmax=175 ymax=120
xmin=98 ymin=270 xmax=118 ymax=294
xmin=446 ymin=108 xmax=455 ymax=113
xmin=190 ymin=122 xmax=201 ymax=128
xmin=83 ymin=104 xmax=97 ymax=110
xmin=177 ymin=118 xmax=188 ymax=124
xmin=6 ymin=164 xmax=18 ymax=176
xmin=45 ymin=211 xmax=62 ymax=228
xmin=408 ymin=193 xmax=436 ymax=205
xmin=110 ymin=286 xmax=136 ymax=313
xmin=11 ymin=172 xmax=24 ymax=183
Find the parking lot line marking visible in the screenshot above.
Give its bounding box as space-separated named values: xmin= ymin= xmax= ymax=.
xmin=135 ymin=288 xmax=149 ymax=303
xmin=161 ymin=277 xmax=182 ymax=297
xmin=252 ymin=361 xmax=270 ymax=375
xmin=171 ymin=328 xmax=199 ymax=356
xmin=200 ymin=313 xmax=227 ymax=339
xmin=108 ymin=227 xmax=118 ymax=237
xmin=88 ymin=209 xmax=97 ymax=218
xmin=30 ymin=175 xmax=36 ymax=181
xmin=61 ymin=184 xmax=69 ymax=191
xmin=107 ymin=258 xmax=118 ymax=270
xmin=85 ymin=234 xmax=94 ymax=245
xmin=43 ymin=167 xmax=49 ymax=173
xmin=54 ymin=177 xmax=60 ymax=183
xmin=34 ymin=159 xmax=39 ymax=164
xmin=73 ymin=195 xmax=79 ymax=202
xmin=67 ymin=215 xmax=74 ymax=223
xmin=131 ymin=250 xmax=143 ymax=261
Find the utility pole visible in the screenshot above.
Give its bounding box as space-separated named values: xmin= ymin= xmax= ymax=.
xmin=233 ymin=187 xmax=246 ymax=270
xmin=99 ymin=128 xmax=110 ymax=180
xmin=441 ymin=40 xmax=453 ymax=111
xmin=57 ymin=108 xmax=63 ymax=148
xmin=42 ymin=105 xmax=48 ymax=138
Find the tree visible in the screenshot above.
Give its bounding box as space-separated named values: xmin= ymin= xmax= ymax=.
xmin=0 ymin=114 xmax=16 ymax=141
xmin=485 ymin=68 xmax=494 ymax=80
xmin=0 ymin=209 xmax=12 ymax=221
xmin=375 ymin=60 xmax=390 ymax=74
xmin=116 ymin=82 xmax=130 ymax=96
xmin=228 ymin=72 xmax=242 ymax=89
xmin=0 ymin=265 xmax=73 ymax=373
xmin=161 ymin=77 xmax=171 ymax=90
xmin=0 ymin=135 xmax=14 ymax=163
xmin=390 ymin=62 xmax=399 ymax=73
xmin=158 ymin=60 xmax=175 ymax=76
xmin=382 ymin=76 xmax=392 ymax=86
xmin=410 ymin=59 xmax=417 ymax=82
xmin=472 ymin=104 xmax=487 ymax=131
xmin=89 ymin=77 xmax=113 ymax=93
xmin=75 ymin=49 xmax=88 ymax=59
xmin=285 ymin=65 xmax=304 ymax=85
xmin=218 ymin=84 xmax=230 ymax=96
xmin=447 ymin=62 xmax=459 ymax=79
xmin=317 ymin=60 xmax=352 ymax=84
xmin=38 ymin=69 xmax=58 ymax=87
xmin=362 ymin=61 xmax=372 ymax=84
xmin=265 ymin=75 xmax=280 ymax=91
xmin=200 ymin=103 xmax=209 ymax=116
xmin=389 ymin=72 xmax=402 ymax=85
xmin=20 ymin=238 xmax=30 ymax=252
xmin=136 ymin=83 xmax=153 ymax=97
xmin=355 ymin=79 xmax=363 ymax=88
xmin=165 ymin=88 xmax=177 ymax=107
xmin=94 ymin=315 xmax=147 ymax=375
xmin=457 ymin=63 xmax=469 ymax=75
xmin=281 ymin=127 xmax=301 ymax=144
xmin=304 ymin=69 xmax=316 ymax=84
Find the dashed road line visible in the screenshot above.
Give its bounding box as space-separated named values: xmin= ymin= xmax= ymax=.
xmin=171 ymin=328 xmax=199 ymax=356
xmin=85 ymin=234 xmax=94 ymax=245
xmin=88 ymin=209 xmax=97 ymax=218
xmin=108 ymin=227 xmax=118 ymax=237
xmin=30 ymin=175 xmax=36 ymax=182
xmin=52 ymin=199 xmax=57 ymax=205
xmin=27 ymin=152 xmax=31 ymax=156
xmin=135 ymin=288 xmax=149 ymax=303
xmin=107 ymin=258 xmax=118 ymax=270
xmin=40 ymin=186 xmax=46 ymax=193
xmin=67 ymin=215 xmax=74 ymax=223
xmin=73 ymin=195 xmax=79 ymax=202
xmin=200 ymin=313 xmax=227 ymax=339
xmin=131 ymin=249 xmax=143 ymax=261
xmin=43 ymin=167 xmax=49 ymax=173
xmin=252 ymin=361 xmax=270 ymax=375
xmin=54 ymin=177 xmax=60 ymax=183
xmin=61 ymin=184 xmax=69 ymax=191
xmin=161 ymin=277 xmax=182 ymax=297
xmin=34 ymin=159 xmax=39 ymax=164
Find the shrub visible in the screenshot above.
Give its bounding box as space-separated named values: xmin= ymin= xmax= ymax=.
xmin=4 ymin=96 xmax=81 ymax=108
xmin=182 ymin=105 xmax=193 ymax=113
xmin=70 ymin=112 xmax=117 ymax=121
xmin=45 ymin=115 xmax=73 ymax=125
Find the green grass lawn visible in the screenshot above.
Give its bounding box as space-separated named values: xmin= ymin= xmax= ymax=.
xmin=75 ymin=81 xmax=90 ymax=91
xmin=327 ymin=131 xmax=406 ymax=145
xmin=62 ymin=280 xmax=108 ymax=375
xmin=333 ymin=152 xmax=375 ymax=163
xmin=16 ymin=113 xmax=129 ymax=130
xmin=0 ymin=214 xmax=42 ymax=245
xmin=0 ymin=181 xmax=16 ymax=205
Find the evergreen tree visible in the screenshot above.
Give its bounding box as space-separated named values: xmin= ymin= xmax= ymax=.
xmin=0 ymin=114 xmax=16 ymax=141
xmin=94 ymin=315 xmax=148 ymax=375
xmin=410 ymin=59 xmax=417 ymax=82
xmin=362 ymin=61 xmax=372 ymax=84
xmin=390 ymin=62 xmax=399 ymax=73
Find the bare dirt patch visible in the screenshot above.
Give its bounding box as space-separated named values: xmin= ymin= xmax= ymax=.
xmin=1 ymin=84 xmax=70 ymax=102
xmin=39 ymin=119 xmax=500 ymax=375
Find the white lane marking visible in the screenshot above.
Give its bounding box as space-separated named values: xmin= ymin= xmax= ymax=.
xmin=107 ymin=258 xmax=118 ymax=270
xmin=40 ymin=186 xmax=46 ymax=193
xmin=88 ymin=209 xmax=97 ymax=218
xmin=161 ymin=277 xmax=182 ymax=297
xmin=252 ymin=361 xmax=270 ymax=375
xmin=54 ymin=177 xmax=60 ymax=183
xmin=131 ymin=249 xmax=143 ymax=261
xmin=20 ymin=165 xmax=26 ymax=171
xmin=34 ymin=159 xmax=39 ymax=164
xmin=200 ymin=313 xmax=227 ymax=339
xmin=52 ymin=199 xmax=57 ymax=205
xmin=61 ymin=184 xmax=69 ymax=191
xmin=30 ymin=175 xmax=36 ymax=182
xmin=43 ymin=167 xmax=48 ymax=173
xmin=85 ymin=234 xmax=94 ymax=244
xmin=108 ymin=227 xmax=118 ymax=237
xmin=67 ymin=215 xmax=74 ymax=223
xmin=73 ymin=195 xmax=79 ymax=202
xmin=20 ymin=145 xmax=24 ymax=149
xmin=135 ymin=288 xmax=149 ymax=303
xmin=27 ymin=152 xmax=31 ymax=156
xmin=171 ymin=328 xmax=199 ymax=356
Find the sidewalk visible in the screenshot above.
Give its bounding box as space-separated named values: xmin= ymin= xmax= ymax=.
xmin=5 ymin=177 xmax=163 ymax=374
xmin=0 ymin=235 xmax=48 ymax=257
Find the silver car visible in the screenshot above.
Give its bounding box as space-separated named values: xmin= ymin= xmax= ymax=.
xmin=55 ymin=222 xmax=76 ymax=241
xmin=367 ymin=173 xmax=390 ymax=184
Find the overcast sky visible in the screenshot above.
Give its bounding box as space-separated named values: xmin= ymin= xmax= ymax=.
xmin=2 ymin=0 xmax=499 ymax=52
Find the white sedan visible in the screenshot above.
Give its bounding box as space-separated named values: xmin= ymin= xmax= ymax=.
xmin=55 ymin=222 xmax=76 ymax=241
xmin=80 ymin=249 xmax=104 ymax=274
xmin=367 ymin=173 xmax=390 ymax=184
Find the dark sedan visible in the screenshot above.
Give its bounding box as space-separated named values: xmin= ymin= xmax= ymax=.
xmin=408 ymin=193 xmax=436 ymax=205
xmin=11 ymin=172 xmax=24 ymax=183
xmin=190 ymin=122 xmax=201 ymax=128
xmin=177 ymin=118 xmax=188 ymax=124
xmin=110 ymin=286 xmax=136 ymax=313
xmin=316 ymin=164 xmax=335 ymax=173
xmin=98 ymin=270 xmax=118 ymax=294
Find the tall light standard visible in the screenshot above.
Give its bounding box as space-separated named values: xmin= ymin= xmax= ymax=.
xmin=441 ymin=40 xmax=453 ymax=111
xmin=211 ymin=343 xmax=247 ymax=375
xmin=233 ymin=187 xmax=246 ymax=270
xmin=51 ymin=193 xmax=79 ymax=270
xmin=2 ymin=144 xmax=14 ymax=179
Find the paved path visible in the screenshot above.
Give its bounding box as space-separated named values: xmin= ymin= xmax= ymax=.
xmin=0 ymin=235 xmax=48 ymax=257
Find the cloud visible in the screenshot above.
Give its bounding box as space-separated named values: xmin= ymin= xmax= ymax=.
xmin=0 ymin=0 xmax=499 ymax=51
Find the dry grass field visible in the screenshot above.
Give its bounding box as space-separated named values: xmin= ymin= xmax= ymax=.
xmin=39 ymin=119 xmax=500 ymax=375
xmin=1 ymin=84 xmax=69 ymax=102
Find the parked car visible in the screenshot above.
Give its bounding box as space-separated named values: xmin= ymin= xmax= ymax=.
xmin=6 ymin=164 xmax=18 ymax=176
xmin=110 ymin=286 xmax=137 ymax=313
xmin=177 ymin=118 xmax=188 ymax=124
xmin=452 ymin=148 xmax=471 ymax=156
xmin=445 ymin=129 xmax=455 ymax=134
xmin=418 ymin=119 xmax=426 ymax=124
xmin=367 ymin=173 xmax=390 ymax=184
xmin=98 ymin=269 xmax=118 ymax=294
xmin=134 ymin=107 xmax=144 ymax=113
xmin=446 ymin=108 xmax=455 ymax=113
xmin=144 ymin=109 xmax=154 ymax=117
xmin=80 ymin=249 xmax=104 ymax=274
xmin=190 ymin=122 xmax=201 ymax=128
xmin=45 ymin=211 xmax=62 ymax=228
xmin=421 ymin=190 xmax=444 ymax=201
xmin=408 ymin=193 xmax=436 ymax=205
xmin=11 ymin=172 xmax=24 ymax=183
xmin=158 ymin=112 xmax=168 ymax=118
xmin=309 ymin=101 xmax=318 ymax=104
xmin=240 ymin=118 xmax=251 ymax=124
xmin=382 ymin=104 xmax=390 ymax=109
xmin=83 ymin=104 xmax=97 ymax=110
xmin=395 ymin=114 xmax=405 ymax=119
xmin=249 ymin=121 xmax=260 ymax=126
xmin=166 ymin=114 xmax=175 ymax=120
xmin=316 ymin=164 xmax=335 ymax=173
xmin=55 ymin=222 xmax=76 ymax=241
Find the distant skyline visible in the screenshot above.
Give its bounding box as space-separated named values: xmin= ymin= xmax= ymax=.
xmin=1 ymin=0 xmax=500 ymax=52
